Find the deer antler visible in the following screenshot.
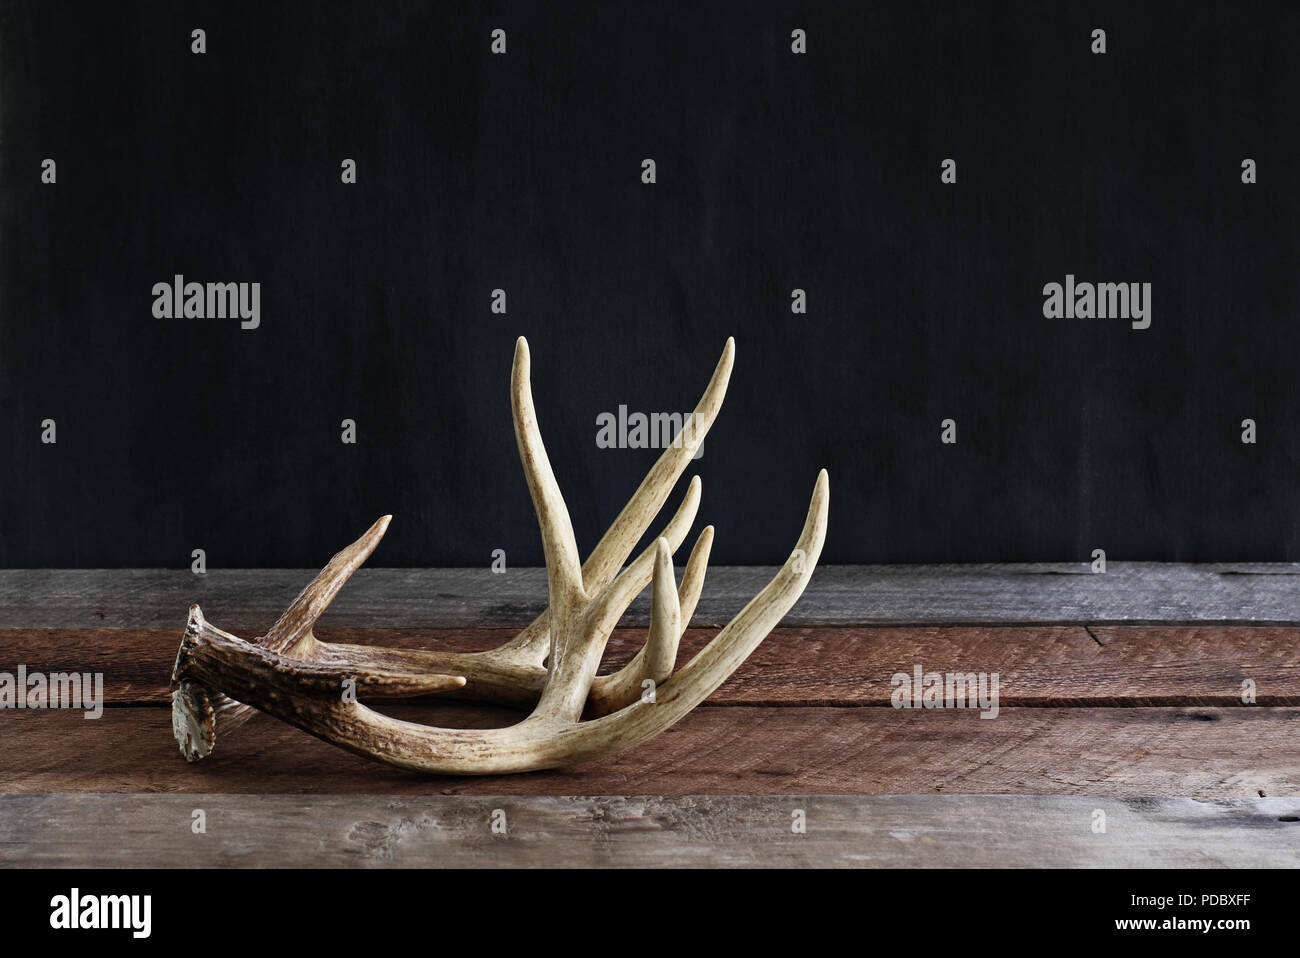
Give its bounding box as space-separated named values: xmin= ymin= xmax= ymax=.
xmin=170 ymin=337 xmax=829 ymax=774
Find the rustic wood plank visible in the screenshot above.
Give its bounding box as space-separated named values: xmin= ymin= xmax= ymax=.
xmin=2 ymin=705 xmax=1296 ymax=796
xmin=5 ymin=625 xmax=1298 ymax=707
xmin=1084 ymin=626 xmax=1300 ymax=704
xmin=1 ymin=793 xmax=1295 ymax=867
xmin=2 ymin=564 xmax=1297 ymax=629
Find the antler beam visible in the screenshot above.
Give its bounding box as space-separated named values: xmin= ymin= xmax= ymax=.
xmin=171 ymin=337 xmax=829 ymax=774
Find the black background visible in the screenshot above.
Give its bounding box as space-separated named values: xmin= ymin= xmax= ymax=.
xmin=3 ymin=867 xmax=1280 ymax=944
xmin=3 ymin=1 xmax=1298 ymax=568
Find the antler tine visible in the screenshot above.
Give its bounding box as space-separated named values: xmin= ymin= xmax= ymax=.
xmin=499 ymin=336 xmax=726 ymax=663
xmin=644 ymin=538 xmax=681 ymax=684
xmin=581 ymin=480 xmax=702 ymax=634
xmin=522 ymin=480 xmax=707 ymax=721
xmin=497 ymin=472 xmax=702 ymax=664
xmin=527 ymin=540 xmax=657 ymax=723
xmin=171 ymin=515 xmax=395 ymax=752
xmin=669 ymin=469 xmax=828 ymax=693
xmin=587 ymin=524 xmax=713 ymax=716
xmin=675 ymin=522 xmax=714 ymax=628
xmin=555 ymin=468 xmax=830 ymax=757
xmin=579 ymin=337 xmax=733 ymax=592
xmin=512 ymin=337 xmax=585 ymax=619
xmin=654 ymin=474 xmax=703 ymax=566
xmin=513 ymin=340 xmax=728 ymax=714
xmin=262 ymin=514 xmax=392 ymax=652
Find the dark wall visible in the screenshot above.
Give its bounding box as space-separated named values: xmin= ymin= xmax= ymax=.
xmin=3 ymin=1 xmax=1299 ymax=568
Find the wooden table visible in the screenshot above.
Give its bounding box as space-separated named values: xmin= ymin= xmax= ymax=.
xmin=2 ymin=565 xmax=1298 ymax=867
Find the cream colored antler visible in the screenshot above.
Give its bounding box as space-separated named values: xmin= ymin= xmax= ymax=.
xmin=170 ymin=337 xmax=829 ymax=774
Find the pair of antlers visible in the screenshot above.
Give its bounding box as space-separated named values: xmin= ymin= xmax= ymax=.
xmin=170 ymin=337 xmax=829 ymax=774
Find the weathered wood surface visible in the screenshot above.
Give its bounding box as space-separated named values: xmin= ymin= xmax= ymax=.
xmin=2 ymin=793 xmax=1295 ymax=867
xmin=2 ymin=563 xmax=1297 ymax=629
xmin=2 ymin=566 xmax=1295 ymax=866
xmin=3 ymin=705 xmax=1296 ymax=796
xmin=5 ymin=625 xmax=1298 ymax=706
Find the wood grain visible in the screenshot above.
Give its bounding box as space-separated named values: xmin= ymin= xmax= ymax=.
xmin=3 ymin=564 xmax=1297 ymax=629
xmin=2 ymin=704 xmax=1296 ymax=797
xmin=3 ymin=793 xmax=1295 ymax=867
xmin=5 ymin=625 xmax=1297 ymax=706
xmin=3 ymin=566 xmax=1293 ymax=866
